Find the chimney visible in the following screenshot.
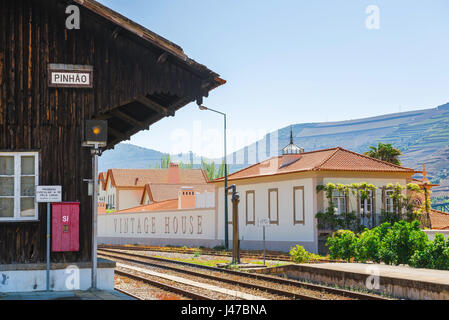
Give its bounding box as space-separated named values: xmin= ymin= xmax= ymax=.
xmin=178 ymin=187 xmax=196 ymax=209
xmin=280 ymin=154 xmax=302 ymax=169
xmin=168 ymin=162 xmax=180 ymax=184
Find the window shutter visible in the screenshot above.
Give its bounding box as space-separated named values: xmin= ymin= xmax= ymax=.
xmin=357 ymin=192 xmax=361 ymax=215
xmin=345 ymin=192 xmax=350 ymax=213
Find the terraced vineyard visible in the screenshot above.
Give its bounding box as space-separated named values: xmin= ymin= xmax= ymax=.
xmin=100 ymin=102 xmax=449 ymax=195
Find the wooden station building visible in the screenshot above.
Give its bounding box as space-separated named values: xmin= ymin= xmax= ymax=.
xmin=0 ymin=0 xmax=224 ymax=292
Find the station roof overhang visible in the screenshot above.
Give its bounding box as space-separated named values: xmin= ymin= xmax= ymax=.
xmin=67 ymin=0 xmax=226 ymax=149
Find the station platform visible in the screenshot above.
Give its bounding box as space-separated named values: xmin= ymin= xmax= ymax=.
xmin=0 ymin=290 xmax=136 ymax=300
xmin=257 ymin=262 xmax=449 ymax=300
xmin=307 ymin=263 xmax=449 ymax=286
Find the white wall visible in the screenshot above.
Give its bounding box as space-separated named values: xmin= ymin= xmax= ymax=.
xmin=0 ymin=268 xmax=114 ymax=293
xmin=321 ymin=177 xmax=410 ymax=213
xmin=424 ymin=230 xmax=449 ymax=240
xmin=105 ymin=179 xmax=117 ymax=210
xmin=99 ymin=208 xmax=216 ymax=240
xmin=118 ymin=189 xmax=144 ymax=211
xmin=195 ymin=192 xmax=215 ymax=209
xmin=216 ymin=177 xmax=317 ymax=251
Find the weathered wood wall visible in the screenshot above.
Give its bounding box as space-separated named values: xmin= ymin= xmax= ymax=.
xmin=0 ymin=0 xmax=210 ymax=264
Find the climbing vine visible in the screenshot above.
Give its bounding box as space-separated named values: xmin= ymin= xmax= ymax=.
xmin=316 ymin=182 xmax=428 ymax=232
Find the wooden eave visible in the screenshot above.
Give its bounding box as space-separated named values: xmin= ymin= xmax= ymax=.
xmin=64 ymin=0 xmax=225 ymax=149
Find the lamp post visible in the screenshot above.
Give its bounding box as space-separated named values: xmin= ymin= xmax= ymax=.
xmin=83 ymin=120 xmax=108 ymax=290
xmin=198 ymin=105 xmax=229 ymax=250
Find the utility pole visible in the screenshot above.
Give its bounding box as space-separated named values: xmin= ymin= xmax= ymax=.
xmin=226 ymin=184 xmax=240 ymax=264
xmin=91 ymin=144 xmax=100 ymax=290
xmin=82 ymin=120 xmax=108 ymax=291
xmin=198 ymin=104 xmax=229 ymax=249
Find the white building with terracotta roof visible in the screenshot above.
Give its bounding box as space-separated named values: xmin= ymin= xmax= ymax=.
xmin=211 ymin=137 xmax=421 ymax=253
xmin=101 ymin=163 xmax=212 ymax=211
xmin=99 ymin=134 xmax=448 ymax=252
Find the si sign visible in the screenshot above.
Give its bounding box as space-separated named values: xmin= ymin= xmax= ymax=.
xmin=48 ymin=64 xmax=93 ymax=88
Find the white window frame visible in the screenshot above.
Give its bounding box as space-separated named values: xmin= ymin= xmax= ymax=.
xmin=332 ymin=191 xmax=346 ymax=215
xmin=385 ymin=190 xmax=394 ymax=213
xmin=0 ymin=152 xmax=39 ymax=222
xmin=360 ymin=190 xmax=373 ymax=215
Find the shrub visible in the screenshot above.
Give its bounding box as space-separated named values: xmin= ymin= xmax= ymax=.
xmin=338 ymin=211 xmax=359 ymax=230
xmin=380 ymin=210 xmax=401 ymax=225
xmin=326 ymin=230 xmax=357 ymax=261
xmin=410 ymin=234 xmax=449 ymax=270
xmin=316 ymin=207 xmax=340 ymax=231
xmin=289 ymin=245 xmax=317 ymax=263
xmin=213 ymin=245 xmax=227 ymax=251
xmin=354 ymin=228 xmax=381 ymax=263
xmin=378 ymin=220 xmax=427 ymax=265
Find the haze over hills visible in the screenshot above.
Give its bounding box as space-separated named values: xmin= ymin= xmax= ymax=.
xmin=99 ymin=102 xmax=449 ymax=194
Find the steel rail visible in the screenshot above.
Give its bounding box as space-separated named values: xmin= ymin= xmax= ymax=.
xmin=101 ymin=250 xmax=326 ymax=300
xmin=100 ymin=248 xmax=391 ymax=300
xmin=115 ymin=269 xmax=213 ymax=300
xmin=100 ymin=244 xmax=294 ymax=262
xmin=115 ymin=287 xmax=145 ymax=300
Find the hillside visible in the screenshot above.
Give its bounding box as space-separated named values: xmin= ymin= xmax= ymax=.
xmin=99 ymin=143 xmax=167 ymax=172
xmin=229 ymin=103 xmax=449 ymax=184
xmin=99 ymin=102 xmax=449 ymax=191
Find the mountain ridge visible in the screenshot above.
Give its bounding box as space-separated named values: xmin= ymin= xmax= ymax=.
xmin=99 ymin=102 xmax=449 ymax=192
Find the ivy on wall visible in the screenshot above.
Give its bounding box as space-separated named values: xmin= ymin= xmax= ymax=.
xmin=316 ymin=182 xmax=429 ymax=232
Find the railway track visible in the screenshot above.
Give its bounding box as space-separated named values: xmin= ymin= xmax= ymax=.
xmin=100 ymin=245 xmax=293 ymax=262
xmin=99 ymin=244 xmax=342 ymax=263
xmin=99 ymin=248 xmax=391 ymax=300
xmin=115 ymin=287 xmax=145 ymax=300
xmin=115 ymin=269 xmax=214 ymax=300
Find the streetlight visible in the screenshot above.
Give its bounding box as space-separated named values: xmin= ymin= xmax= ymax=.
xmin=83 ymin=120 xmax=108 ymax=290
xmin=198 ymin=104 xmax=229 ymax=250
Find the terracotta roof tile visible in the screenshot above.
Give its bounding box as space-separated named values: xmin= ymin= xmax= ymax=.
xmin=117 ymin=199 xmax=178 ymax=213
xmin=429 ymin=209 xmax=449 ymax=230
xmin=213 ymin=147 xmax=417 ymax=182
xmin=142 ymin=183 xmax=214 ymax=203
xmin=106 ymin=168 xmax=208 ymax=188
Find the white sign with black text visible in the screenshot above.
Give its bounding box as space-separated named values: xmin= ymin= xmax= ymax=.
xmin=257 ymin=218 xmax=271 ymax=228
xmin=36 ymin=186 xmax=62 ymax=203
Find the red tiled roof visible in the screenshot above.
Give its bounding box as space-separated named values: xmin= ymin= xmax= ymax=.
xmin=141 ymin=183 xmax=214 ymax=204
xmin=99 ymin=172 xmax=107 ymax=190
xmin=116 ymin=199 xmax=178 ymax=213
xmin=213 ymin=147 xmax=418 ymax=182
xmin=105 ymin=168 xmax=209 ymax=188
xmin=429 ymin=209 xmax=449 ymax=230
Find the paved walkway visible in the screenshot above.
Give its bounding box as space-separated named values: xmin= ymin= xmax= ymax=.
xmin=305 ymin=263 xmax=449 ymax=285
xmin=0 ymin=290 xmax=135 ymax=300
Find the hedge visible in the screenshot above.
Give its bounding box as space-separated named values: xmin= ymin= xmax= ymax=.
xmin=326 ymin=220 xmax=449 ymax=270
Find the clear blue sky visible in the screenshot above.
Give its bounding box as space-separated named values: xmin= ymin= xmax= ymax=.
xmin=99 ymin=0 xmax=449 ymax=158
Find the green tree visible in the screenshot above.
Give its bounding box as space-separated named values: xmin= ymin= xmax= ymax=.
xmin=153 ymin=154 xmax=171 ymax=169
xmin=364 ymin=142 xmax=403 ymax=165
xmin=200 ymin=159 xmax=228 ymax=181
xmin=326 ymin=230 xmax=357 ymax=262
xmin=410 ymin=234 xmax=449 ymax=270
xmin=378 ymin=220 xmax=427 ymax=265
